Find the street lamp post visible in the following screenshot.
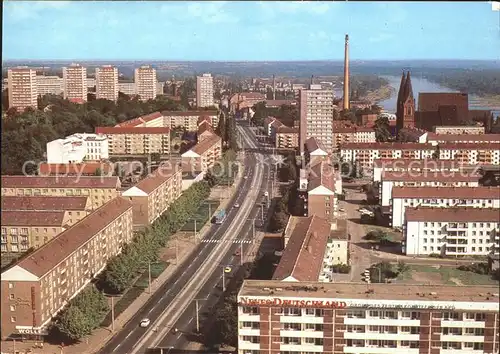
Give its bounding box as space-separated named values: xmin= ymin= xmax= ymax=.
xmin=194 ymin=298 xmax=208 ymax=333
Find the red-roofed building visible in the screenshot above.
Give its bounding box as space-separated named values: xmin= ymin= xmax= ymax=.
xmin=38 ymin=162 xmax=114 ymax=176
xmin=181 ymin=134 xmax=222 ymax=173
xmin=95 ymin=126 xmax=171 ymax=155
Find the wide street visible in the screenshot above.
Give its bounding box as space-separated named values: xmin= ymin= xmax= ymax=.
xmin=99 ymin=123 xmax=270 ymax=354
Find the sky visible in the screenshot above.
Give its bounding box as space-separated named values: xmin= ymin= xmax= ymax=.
xmin=2 ymin=1 xmax=500 ymax=61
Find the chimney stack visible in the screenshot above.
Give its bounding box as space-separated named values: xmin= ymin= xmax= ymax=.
xmin=272 ymin=74 xmax=276 ymax=100
xmin=310 ymin=75 xmax=314 ymax=86
xmin=343 ymin=34 xmax=350 ymax=111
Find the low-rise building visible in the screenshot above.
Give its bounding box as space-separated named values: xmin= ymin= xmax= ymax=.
xmin=162 ymin=110 xmax=219 ymax=131
xmin=404 ymin=207 xmax=500 ymax=257
xmin=391 ymin=186 xmax=500 ymax=227
xmin=38 ymin=162 xmax=114 ymax=176
xmin=114 ymin=112 xmax=164 ymax=128
xmin=181 ymin=134 xmax=222 ymax=173
xmin=340 ymin=143 xmax=436 ymax=172
xmin=122 ymin=165 xmax=182 ymax=227
xmin=46 ymin=133 xmax=109 ymax=164
xmin=380 ymin=170 xmax=481 ymax=207
xmin=275 ymin=126 xmax=299 ymax=149
xmin=0 ymin=197 xmax=133 ymax=339
xmin=433 ymin=126 xmax=485 ymax=135
xmin=333 ymin=126 xmax=376 ymax=150
xmin=237 ymin=280 xmax=500 ymax=354
xmin=304 ymin=137 xmax=329 ymax=166
xmin=438 ymin=143 xmax=500 ymax=165
xmin=95 ymin=127 xmax=171 ymax=156
xmin=427 ymin=133 xmax=500 ymax=145
xmin=372 ymin=159 xmax=478 ymax=183
xmin=1 ymin=176 xmax=121 ymax=210
xmin=197 ymin=121 xmax=215 ymax=142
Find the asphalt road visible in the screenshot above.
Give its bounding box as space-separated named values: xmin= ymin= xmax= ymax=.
xmin=157 ymin=139 xmax=272 ymax=350
xmin=99 ymin=124 xmax=267 ymax=354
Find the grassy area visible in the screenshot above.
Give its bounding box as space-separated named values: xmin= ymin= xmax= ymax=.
xmin=398 ymin=264 xmax=499 ymax=286
xmin=181 ymin=200 xmax=221 ymax=231
xmin=101 ymin=260 xmax=169 ymax=327
xmin=364 ymin=225 xmax=402 ymax=243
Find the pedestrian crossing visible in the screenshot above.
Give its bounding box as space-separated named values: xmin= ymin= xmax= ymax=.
xmin=201 ymin=239 xmax=252 ymax=244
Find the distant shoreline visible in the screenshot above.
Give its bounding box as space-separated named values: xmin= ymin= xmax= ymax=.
xmin=361 ymin=85 xmax=395 ymax=104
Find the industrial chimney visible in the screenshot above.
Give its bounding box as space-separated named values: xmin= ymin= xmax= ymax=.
xmin=310 ymin=75 xmax=314 ymax=86
xmin=343 ymin=34 xmax=350 ymax=110
xmin=272 ymin=74 xmax=276 ymax=100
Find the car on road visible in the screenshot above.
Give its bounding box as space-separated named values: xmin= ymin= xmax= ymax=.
xmin=140 ymin=318 xmax=151 ymax=328
xmin=224 ymin=266 xmax=232 ymax=273
xmin=234 ymin=249 xmax=241 ymax=256
xmin=264 ymin=191 xmax=269 ymax=197
xmin=234 ymin=203 xmax=240 ymax=208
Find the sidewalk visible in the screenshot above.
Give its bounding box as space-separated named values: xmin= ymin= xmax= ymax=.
xmin=0 ymin=157 xmax=246 ymax=354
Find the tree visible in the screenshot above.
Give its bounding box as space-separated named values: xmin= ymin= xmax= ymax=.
xmin=102 ymin=256 xmax=136 ymax=294
xmin=213 ymin=295 xmax=238 ymax=346
xmin=71 ymin=286 xmax=109 ymax=326
xmin=204 ymin=170 xmax=218 ymax=187
xmin=373 ymin=116 xmax=392 ymax=142
xmin=55 ymin=305 xmax=94 ymax=341
xmin=269 ymin=210 xmax=289 ymax=232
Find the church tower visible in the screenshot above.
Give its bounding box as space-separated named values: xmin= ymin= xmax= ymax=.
xmin=396 ymin=71 xmax=415 ymax=133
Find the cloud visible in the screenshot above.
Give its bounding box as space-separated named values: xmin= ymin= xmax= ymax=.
xmin=160 ymin=1 xmax=238 ymax=24
xmin=4 ymin=0 xmax=71 ymax=22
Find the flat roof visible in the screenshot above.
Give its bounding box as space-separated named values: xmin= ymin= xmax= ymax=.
xmin=238 ymin=280 xmax=500 ymax=304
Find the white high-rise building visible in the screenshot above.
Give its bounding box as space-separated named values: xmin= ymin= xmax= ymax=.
xmin=299 ymin=85 xmax=335 ymax=154
xmin=62 ymin=64 xmax=87 ymax=102
xmin=196 ymin=73 xmax=215 ymax=108
xmin=96 ymin=65 xmax=119 ymax=102
xmin=7 ymin=67 xmax=38 ymax=112
xmin=134 ymin=66 xmax=157 ymax=101
xmin=46 ymin=133 xmax=109 ymax=164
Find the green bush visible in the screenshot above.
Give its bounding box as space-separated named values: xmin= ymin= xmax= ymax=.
xmin=457 ymin=262 xmax=490 ymax=275
xmin=331 ymin=263 xmax=351 ymax=274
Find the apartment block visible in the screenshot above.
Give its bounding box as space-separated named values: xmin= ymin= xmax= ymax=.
xmin=340 ymin=143 xmax=436 ymax=171
xmin=1 ymin=176 xmax=121 ymax=210
xmin=38 ymin=162 xmax=114 ymax=176
xmin=115 ymin=112 xmax=164 ymax=128
xmin=379 ymin=170 xmax=481 ymax=207
xmin=0 ymin=197 xmax=133 ymax=339
xmin=197 ymin=121 xmax=215 ymax=142
xmin=229 ymin=92 xmax=266 ymax=113
xmin=426 ymin=134 xmax=500 ymax=145
xmin=333 ymin=126 xmax=376 ymax=150
xmin=118 ymin=82 xmax=136 ymax=96
xmin=181 ymin=134 xmax=222 ymax=173
xmin=122 ymin=165 xmax=182 ymax=226
xmin=134 ymin=66 xmax=157 ymax=101
xmin=276 ymin=126 xmax=299 ymax=149
xmin=433 ymin=126 xmax=485 ymax=135
xmin=62 ymin=64 xmax=87 ymax=102
xmin=95 ymin=127 xmax=171 ymax=155
xmin=162 ymin=111 xmax=219 ymax=131
xmin=196 ymin=73 xmax=215 ymax=108
xmin=391 ymin=186 xmax=500 ymax=228
xmin=95 ymin=65 xmax=119 ymax=102
xmin=276 ymin=216 xmax=348 ymax=284
xmin=405 ymin=207 xmax=500 ymax=257
xmin=237 ymin=280 xmax=499 ymax=354
xmin=46 ymin=133 xmax=109 ymax=164
xmin=372 ymin=159 xmax=478 ymax=183
xmin=438 ymin=143 xmax=500 ymax=165
xmin=36 ymin=75 xmax=63 ymax=96
xmin=299 ymin=86 xmax=335 ymax=155
xmin=7 ymin=67 xmax=38 ymax=112
xmin=304 ymin=137 xmax=329 ymax=167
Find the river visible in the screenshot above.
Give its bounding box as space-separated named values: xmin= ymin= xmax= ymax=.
xmin=378 ymin=75 xmax=500 ymax=118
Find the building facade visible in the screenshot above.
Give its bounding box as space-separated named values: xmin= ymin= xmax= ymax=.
xmin=405 ymin=207 xmax=500 ymax=257
xmin=0 ymin=197 xmax=133 ymax=339
xmin=118 ymin=82 xmax=137 ymax=96
xmin=162 ymin=111 xmax=219 ymax=131
xmin=134 ymin=66 xmax=157 ymax=101
xmin=36 ymin=75 xmax=63 ymax=97
xmin=276 ymin=126 xmax=299 ymax=149
xmin=333 ymin=127 xmax=376 ymax=150
xmin=299 ymin=86 xmax=335 ymax=155
xmin=62 ymin=64 xmax=87 ymax=102
xmin=1 ymin=176 xmax=121 ymax=210
xmin=438 ymin=143 xmax=500 ymax=165
xmin=181 ymin=134 xmax=222 ymax=173
xmin=391 ymin=186 xmax=500 ymax=228
xmin=95 ymin=65 xmax=119 ymax=102
xmin=196 ymin=73 xmax=215 ymax=108
xmin=433 ymin=126 xmax=485 ymax=135
xmin=7 ymin=67 xmax=38 ymax=112
xmin=46 ymin=133 xmax=109 ymax=164
xmin=95 ymin=127 xmax=171 ymax=155
xmin=122 ymin=166 xmax=182 ymax=226
xmin=237 ymin=280 xmax=500 ymax=354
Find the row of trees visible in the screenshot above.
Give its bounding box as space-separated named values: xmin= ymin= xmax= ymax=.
xmin=424 ymin=69 xmax=500 ymax=97
xmin=251 ymin=102 xmax=298 ymax=127
xmin=1 ymin=94 xmax=189 ymax=174
xmin=215 ymin=111 xmax=238 ymax=151
xmin=54 ymin=181 xmax=211 ymax=340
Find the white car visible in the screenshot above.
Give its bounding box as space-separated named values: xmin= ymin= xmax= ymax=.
xmin=140 ymin=318 xmax=151 ymax=328
xmin=234 ymin=203 xmax=240 ymax=208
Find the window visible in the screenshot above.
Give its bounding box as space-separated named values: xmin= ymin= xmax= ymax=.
xmin=10 ymin=316 xmax=16 ymax=323
xmin=8 ymin=283 xmax=13 ymax=289
xmin=10 ymin=305 xmax=16 ymax=311
xmin=9 ymin=294 xmax=15 ymax=300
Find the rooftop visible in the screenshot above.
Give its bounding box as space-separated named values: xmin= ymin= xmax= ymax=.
xmin=189 ymin=134 xmax=221 ymax=155
xmin=1 ymin=196 xmax=90 ymax=211
xmin=238 ymin=280 xmax=499 ymax=303
xmin=335 ymin=126 xmax=375 ymax=134
xmin=305 ymin=137 xmax=327 ymax=154
xmin=276 ymin=126 xmax=298 ymax=134
xmin=12 ymin=197 xmax=132 ymax=278
xmin=373 ymin=158 xmax=477 ymax=170
xmin=381 ymin=170 xmax=481 ymax=182
xmin=128 ymin=165 xmax=180 ymax=194
xmin=273 ymin=216 xmax=330 ymax=282
xmin=95 ymin=126 xmax=170 ymax=134
xmin=38 ymin=162 xmax=114 ymax=176
xmin=160 ymin=110 xmax=218 ymax=117
xmin=438 ymin=142 xmax=500 ymax=150
xmin=1 ymin=210 xmax=66 ymax=227
xmin=427 ymin=133 xmax=500 ymax=142
xmin=1 ymin=176 xmax=120 ymax=189
xmin=341 ymin=142 xmax=435 ymax=150
xmin=308 ymin=160 xmax=335 ymax=193
xmin=405 ymin=207 xmax=500 ymax=223
xmin=392 ymin=186 xmax=500 ymax=199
